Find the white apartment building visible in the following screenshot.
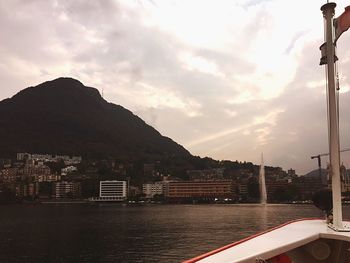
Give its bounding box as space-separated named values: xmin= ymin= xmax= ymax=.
xmin=142 ymin=182 xmax=164 ymax=198
xmin=99 ymin=180 xmax=127 ymax=201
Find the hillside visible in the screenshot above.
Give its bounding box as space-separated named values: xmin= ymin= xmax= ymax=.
xmin=0 ymin=77 xmax=191 ymax=161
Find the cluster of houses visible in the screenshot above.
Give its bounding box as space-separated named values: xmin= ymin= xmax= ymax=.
xmin=0 ymin=153 xmax=82 ymax=200
xmin=1 ymin=152 xmax=350 ymax=203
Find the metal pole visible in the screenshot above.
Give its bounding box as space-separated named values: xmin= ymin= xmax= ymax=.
xmin=318 ymin=157 xmax=323 ymax=185
xmin=321 ymin=2 xmax=343 ymax=229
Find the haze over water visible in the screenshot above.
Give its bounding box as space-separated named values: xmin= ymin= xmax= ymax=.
xmin=1 ymin=204 xmax=350 ymax=262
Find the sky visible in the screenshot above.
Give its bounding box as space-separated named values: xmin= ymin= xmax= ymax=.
xmin=1 ymin=0 xmax=350 ymax=175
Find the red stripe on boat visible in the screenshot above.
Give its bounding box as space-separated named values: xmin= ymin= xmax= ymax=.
xmin=183 ymin=218 xmax=321 ymax=263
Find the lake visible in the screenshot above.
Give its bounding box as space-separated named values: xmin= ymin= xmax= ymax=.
xmin=1 ymin=204 xmax=349 ymax=262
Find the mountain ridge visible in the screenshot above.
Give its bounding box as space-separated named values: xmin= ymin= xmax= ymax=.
xmin=0 ymin=77 xmax=191 ymax=160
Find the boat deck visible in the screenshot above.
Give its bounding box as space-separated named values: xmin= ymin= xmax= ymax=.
xmin=185 ymin=219 xmax=350 ymax=263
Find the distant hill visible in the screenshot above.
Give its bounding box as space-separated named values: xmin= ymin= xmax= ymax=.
xmin=304 ymin=168 xmax=328 ymax=178
xmin=304 ymin=168 xmax=328 ymax=184
xmin=0 ymin=77 xmax=191 ymax=161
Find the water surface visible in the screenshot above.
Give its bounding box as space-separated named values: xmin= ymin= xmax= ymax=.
xmin=1 ymin=204 xmax=349 ymax=262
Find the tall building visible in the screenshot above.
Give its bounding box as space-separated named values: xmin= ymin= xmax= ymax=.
xmin=142 ymin=182 xmax=164 ymax=198
xmin=15 ymin=182 xmax=39 ymax=199
xmin=167 ymin=181 xmax=236 ymax=201
xmin=53 ymin=181 xmax=81 ymax=198
xmin=99 ymin=180 xmax=127 ymax=201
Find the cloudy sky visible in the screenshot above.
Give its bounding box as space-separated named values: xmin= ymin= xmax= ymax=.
xmin=1 ymin=0 xmax=350 ymax=174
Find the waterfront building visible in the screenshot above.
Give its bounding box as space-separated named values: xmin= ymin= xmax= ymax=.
xmin=98 ymin=180 xmax=127 ymax=201
xmin=142 ymin=182 xmax=164 ymax=198
xmin=238 ymin=183 xmax=248 ymax=196
xmin=15 ymin=182 xmax=39 ymax=198
xmin=53 ymin=181 xmax=81 ymax=198
xmin=167 ymin=181 xmax=235 ymax=201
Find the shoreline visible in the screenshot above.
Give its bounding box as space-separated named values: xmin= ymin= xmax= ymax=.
xmin=2 ymin=199 xmax=350 ymax=205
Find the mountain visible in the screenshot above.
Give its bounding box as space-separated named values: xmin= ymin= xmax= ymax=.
xmin=304 ymin=168 xmax=328 ymax=184
xmin=304 ymin=168 xmax=328 ymax=178
xmin=0 ymin=77 xmax=191 ymax=161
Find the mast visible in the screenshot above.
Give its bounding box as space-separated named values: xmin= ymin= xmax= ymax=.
xmin=320 ymin=3 xmax=343 ymax=230
xmin=259 ymin=153 xmax=267 ymax=204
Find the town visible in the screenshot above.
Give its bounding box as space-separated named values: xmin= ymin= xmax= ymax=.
xmin=0 ymin=152 xmax=350 ymax=204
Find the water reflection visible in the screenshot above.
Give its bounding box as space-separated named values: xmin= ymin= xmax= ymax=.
xmin=0 ymin=204 xmax=348 ymax=262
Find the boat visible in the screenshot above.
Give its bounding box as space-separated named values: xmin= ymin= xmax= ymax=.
xmin=184 ymin=2 xmax=350 ymax=263
xmin=184 ymin=219 xmax=350 ymax=263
